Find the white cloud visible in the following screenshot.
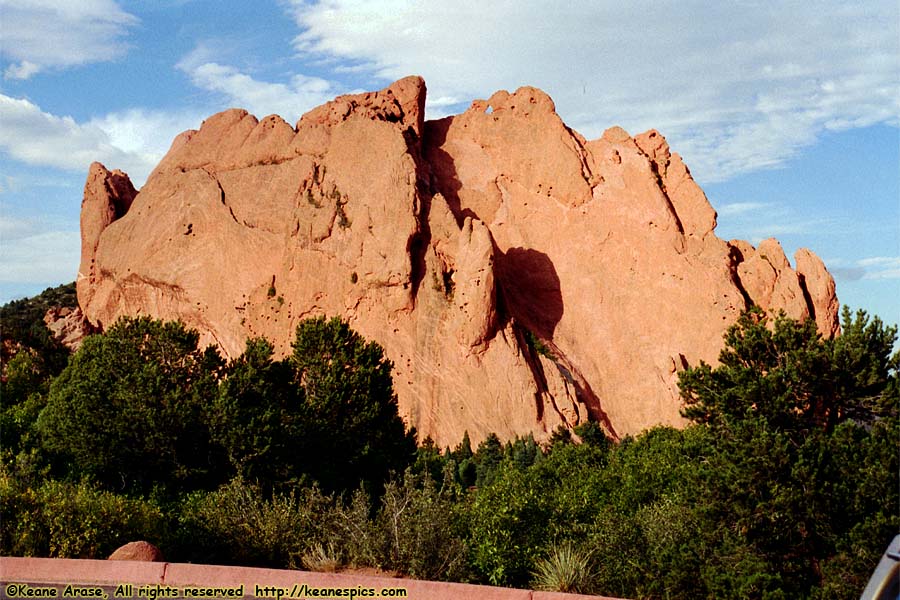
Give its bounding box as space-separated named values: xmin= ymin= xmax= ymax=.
xmin=0 ymin=95 xmax=131 ymax=170
xmin=0 ymin=95 xmax=203 ymax=186
xmin=857 ymin=256 xmax=900 ymax=268
xmin=177 ymin=47 xmax=338 ymax=124
xmin=858 ymin=257 xmax=900 ymax=280
xmin=0 ymin=214 xmax=39 ymax=240
xmin=0 ymin=0 xmax=138 ymax=79
xmin=87 ymin=108 xmax=206 ymax=172
xmin=828 ymin=256 xmax=900 ymax=281
xmin=4 ymin=61 xmax=41 ymax=81
xmin=716 ymin=201 xmax=773 ymax=218
xmin=0 ymin=228 xmax=80 ymax=285
xmin=710 ymin=197 xmax=841 ymax=243
xmin=288 ymin=1 xmax=900 ymax=182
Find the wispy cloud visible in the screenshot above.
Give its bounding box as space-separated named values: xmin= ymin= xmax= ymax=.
xmin=177 ymin=46 xmax=339 ymax=124
xmin=826 ymin=256 xmax=900 ymax=281
xmin=716 ymin=201 xmax=773 ymax=218
xmin=288 ymin=1 xmax=899 ymax=183
xmin=0 ymin=226 xmax=80 ymax=285
xmin=858 ymin=257 xmax=900 ymax=280
xmin=0 ymin=0 xmax=138 ymax=79
xmin=0 ymin=214 xmax=39 ymax=241
xmin=0 ymin=95 xmax=202 ymax=186
xmin=712 ymin=198 xmax=842 ymax=244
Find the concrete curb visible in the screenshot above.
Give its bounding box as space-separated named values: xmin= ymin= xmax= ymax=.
xmin=1 ymin=557 xmax=621 ymax=599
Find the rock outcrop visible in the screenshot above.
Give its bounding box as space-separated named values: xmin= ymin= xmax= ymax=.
xmin=43 ymin=306 xmax=96 ymax=350
xmin=76 ymin=76 xmax=840 ymax=446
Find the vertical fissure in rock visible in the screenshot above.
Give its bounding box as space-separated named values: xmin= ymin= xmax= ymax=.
xmin=727 ymin=243 xmax=754 ymax=310
xmin=796 ymin=272 xmax=817 ymax=323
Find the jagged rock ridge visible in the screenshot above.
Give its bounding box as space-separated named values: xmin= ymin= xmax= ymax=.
xmin=76 ymin=76 xmax=840 ymax=446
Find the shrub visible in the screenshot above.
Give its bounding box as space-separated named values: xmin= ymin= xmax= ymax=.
xmin=1 ymin=469 xmax=165 ymax=558
xmin=301 ymin=542 xmax=342 ymax=572
xmin=372 ymin=471 xmax=470 ymax=581
xmin=175 ymin=478 xmax=336 ymax=568
xmin=468 ymin=465 xmax=553 ymax=586
xmin=531 ymin=541 xmax=597 ymax=594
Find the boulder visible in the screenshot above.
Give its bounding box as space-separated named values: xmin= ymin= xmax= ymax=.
xmin=108 ymin=541 xmax=163 ymax=562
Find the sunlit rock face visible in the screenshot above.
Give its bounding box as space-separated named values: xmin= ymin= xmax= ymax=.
xmin=77 ymin=76 xmax=840 ymax=447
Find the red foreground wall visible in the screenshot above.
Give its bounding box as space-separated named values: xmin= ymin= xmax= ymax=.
xmin=0 ymin=557 xmax=623 ymax=600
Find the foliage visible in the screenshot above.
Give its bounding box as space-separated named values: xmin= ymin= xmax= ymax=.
xmin=468 ymin=463 xmax=552 ymax=586
xmin=0 ymin=463 xmax=165 ymax=558
xmin=0 ymin=362 xmax=48 ymax=458
xmin=531 ymin=540 xmax=597 ymax=594
xmin=450 ymin=431 xmax=477 ymax=488
xmin=291 ymin=316 xmax=416 ymax=494
xmin=1 ymin=293 xmax=895 ymax=600
xmin=523 ymin=329 xmax=555 ymax=359
xmin=1 ymin=282 xmax=77 ymax=373
xmin=473 ymin=433 xmax=503 ymax=488
xmin=1 ymin=283 xmax=79 ymax=455
xmin=467 ymin=439 xmax=609 ymax=587
xmin=371 ymin=470 xmax=470 ymax=581
xmin=209 ymin=338 xmax=305 ymax=489
xmin=175 ymin=477 xmax=334 ymax=567
xmin=301 ymin=542 xmax=343 ymax=572
xmin=37 ymin=317 xmax=225 ymax=496
xmin=584 ymin=427 xmax=710 ymax=598
xmin=676 ymin=307 xmax=899 ymax=598
xmin=411 ymin=436 xmax=446 ymax=483
xmin=679 ymin=307 xmax=897 ymax=438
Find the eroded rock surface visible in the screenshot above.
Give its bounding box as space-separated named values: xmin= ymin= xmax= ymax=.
xmin=43 ymin=306 xmax=96 ymax=350
xmin=77 ymin=76 xmax=840 ymax=446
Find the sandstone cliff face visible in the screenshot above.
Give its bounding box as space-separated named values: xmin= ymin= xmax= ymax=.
xmin=77 ymin=76 xmax=840 ymax=446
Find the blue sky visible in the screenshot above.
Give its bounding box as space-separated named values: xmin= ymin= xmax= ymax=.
xmin=1 ymin=1 xmax=898 ymax=324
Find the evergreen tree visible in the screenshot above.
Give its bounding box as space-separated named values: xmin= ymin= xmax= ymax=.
xmin=290 ymin=316 xmax=416 ymax=494
xmin=474 ymin=433 xmax=503 ymax=488
xmin=210 ymin=338 xmax=305 ymax=489
xmin=677 ymin=307 xmax=899 ymax=598
xmin=38 ymin=317 xmax=225 ymax=496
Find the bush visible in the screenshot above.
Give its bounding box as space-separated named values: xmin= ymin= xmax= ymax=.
xmin=468 ymin=464 xmax=554 ymax=586
xmin=175 ymin=478 xmax=336 ymax=568
xmin=531 ymin=541 xmax=597 ymax=594
xmin=1 ymin=468 xmax=165 ymax=558
xmin=371 ymin=471 xmax=470 ymax=581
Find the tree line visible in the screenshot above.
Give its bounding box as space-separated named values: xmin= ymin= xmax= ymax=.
xmin=1 ymin=288 xmax=897 ymax=599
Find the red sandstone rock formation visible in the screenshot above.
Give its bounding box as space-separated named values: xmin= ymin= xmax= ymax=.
xmin=76 ymin=76 xmax=840 ymax=446
xmin=43 ymin=306 xmax=96 ymax=350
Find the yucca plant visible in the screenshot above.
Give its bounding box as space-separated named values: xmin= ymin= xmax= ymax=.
xmin=531 ymin=540 xmax=598 ymax=594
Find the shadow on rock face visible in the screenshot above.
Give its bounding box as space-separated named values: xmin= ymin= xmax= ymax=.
xmin=497 ymin=247 xmax=563 ymax=340
xmin=423 ymin=117 xmax=479 ymax=226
